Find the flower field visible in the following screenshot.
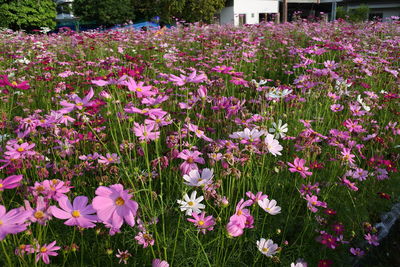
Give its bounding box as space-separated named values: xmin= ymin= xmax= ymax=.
xmin=0 ymin=20 xmax=399 ymax=266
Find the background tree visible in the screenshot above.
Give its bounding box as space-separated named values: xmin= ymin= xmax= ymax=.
xmin=72 ymin=0 xmax=136 ymax=26
xmin=0 ymin=0 xmax=56 ymax=31
xmin=178 ymin=0 xmax=225 ymax=23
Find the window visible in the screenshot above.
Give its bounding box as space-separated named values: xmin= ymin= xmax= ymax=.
xmin=239 ymin=14 xmax=246 ymax=26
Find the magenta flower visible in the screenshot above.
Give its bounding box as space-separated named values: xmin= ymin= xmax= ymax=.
xmin=0 ymin=175 xmax=23 ymax=191
xmin=116 ymin=249 xmax=132 ymax=264
xmin=177 ymin=149 xmax=205 ymax=174
xmin=288 ymin=157 xmax=313 ymax=178
xmin=0 ymin=75 xmax=30 ymax=90
xmin=319 ymin=232 xmax=338 ymax=249
xmin=50 ymin=196 xmax=98 ymax=228
xmin=35 ymin=241 xmax=61 ymax=264
xmin=0 ymin=205 xmax=29 ymax=240
xmin=187 ymin=212 xmax=215 ymax=234
xmin=92 ymin=184 xmax=138 ymax=230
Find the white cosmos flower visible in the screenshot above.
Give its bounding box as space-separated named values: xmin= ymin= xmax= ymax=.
xmin=269 ymin=120 xmax=288 ymax=139
xmin=258 ymin=198 xmax=281 ymax=215
xmin=266 ymin=88 xmax=293 ymax=99
xmin=183 ymin=168 xmax=213 ymax=187
xmin=264 ymin=134 xmax=283 ymax=156
xmin=229 ymin=128 xmax=265 ymax=141
xmin=256 ymin=238 xmax=279 ymax=257
xmin=356 ymin=95 xmax=371 ymax=111
xmin=177 ymin=191 xmax=205 ymax=216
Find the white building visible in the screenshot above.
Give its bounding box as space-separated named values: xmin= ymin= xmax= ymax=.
xmin=220 ymin=0 xmax=279 ymax=26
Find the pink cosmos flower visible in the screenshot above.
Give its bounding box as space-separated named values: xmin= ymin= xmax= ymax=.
xmin=0 ymin=175 xmax=23 ymax=191
xmin=133 ymin=122 xmax=160 ymax=142
xmin=24 ymin=196 xmax=51 ymax=225
xmin=341 ymin=178 xmax=358 ymax=191
xmin=341 ymin=148 xmax=356 ymax=165
xmin=187 ymin=123 xmax=213 ymax=142
xmin=152 ymin=258 xmax=170 ymax=267
xmin=246 ymin=191 xmax=268 ymax=205
xmin=98 ymin=153 xmax=120 ymax=165
xmin=169 ymin=70 xmax=207 ymax=86
xmin=288 ymin=158 xmax=313 ymax=178
xmin=187 ymin=212 xmax=215 ymax=234
xmin=124 ymin=77 xmax=156 ymax=98
xmin=330 ymin=104 xmax=343 ymax=112
xmin=305 ymin=194 xmax=327 ymax=213
xmin=4 ymin=142 xmax=36 ymax=160
xmin=177 ymin=149 xmax=205 ymax=174
xmin=135 ymin=232 xmax=155 ymax=248
xmin=350 ymin=247 xmax=365 ymax=257
xmin=0 ymin=205 xmax=29 ymax=240
xmin=92 ymin=184 xmax=138 ymax=230
xmin=42 ymin=179 xmax=72 ymax=201
xmin=116 ymin=249 xmax=132 ymax=264
xmin=35 ymin=241 xmax=61 ymax=264
xmin=50 ymin=196 xmax=98 ymax=228
xmin=226 ymin=199 xmax=254 ymax=237
xmin=59 ymin=88 xmax=94 ymax=114
xmin=364 ymin=233 xmax=379 ymax=246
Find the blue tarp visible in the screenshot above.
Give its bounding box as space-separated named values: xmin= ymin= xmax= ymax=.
xmin=109 ymin=21 xmax=160 ymax=31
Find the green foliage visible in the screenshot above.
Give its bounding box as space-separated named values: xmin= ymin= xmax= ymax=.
xmin=336 ymin=5 xmax=370 ymax=23
xmin=72 ymin=0 xmax=136 ymax=26
xmin=336 ymin=6 xmax=347 ymax=20
xmin=135 ymin=0 xmax=225 ymax=24
xmin=0 ymin=0 xmax=56 ymax=31
xmin=178 ymin=0 xmax=226 ymax=23
xmin=349 ymin=4 xmax=369 ymax=22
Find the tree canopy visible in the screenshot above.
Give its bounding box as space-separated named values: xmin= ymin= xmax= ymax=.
xmin=72 ymin=0 xmax=137 ymax=26
xmin=0 ymin=0 xmax=56 ymax=31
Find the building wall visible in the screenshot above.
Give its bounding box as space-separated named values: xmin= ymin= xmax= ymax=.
xmin=233 ymin=0 xmax=279 ymax=25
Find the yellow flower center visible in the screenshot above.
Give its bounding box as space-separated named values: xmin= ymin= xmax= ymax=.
xmin=0 ymin=220 xmax=3 ymax=225
xmin=136 ymin=87 xmax=142 ymax=92
xmin=115 ymin=197 xmax=125 ymax=206
xmin=262 ymin=247 xmax=269 ymax=253
xmin=40 ymin=247 xmax=47 ymax=253
xmin=237 ymin=210 xmax=243 ymax=216
xmin=76 ymin=102 xmax=83 ymax=106
xmin=34 ymin=211 xmax=44 ymax=219
xmin=296 ymin=167 xmax=303 ymax=171
xmin=71 ymin=210 xmax=80 ymax=218
xmin=17 ymin=147 xmax=24 ymax=152
xmin=12 ymin=81 xmax=18 ymax=86
xmin=187 ymin=201 xmax=194 ymax=206
xmin=187 ymin=157 xmax=194 ymax=164
xmin=0 ymin=183 xmax=3 ymax=188
xmin=198 ymin=220 xmax=205 ymax=226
